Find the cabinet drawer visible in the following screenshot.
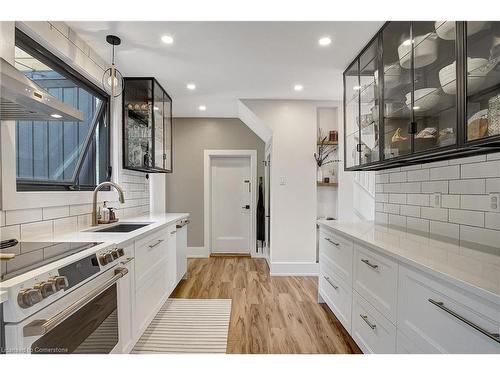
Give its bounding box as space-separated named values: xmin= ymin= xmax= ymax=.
xmin=319 ymin=233 xmax=353 ymax=286
xmin=135 ymin=229 xmax=168 ymax=284
xmin=319 ymin=265 xmax=352 ymax=333
xmin=353 ymin=244 xmax=398 ymax=323
xmin=396 ymin=330 xmax=424 ymax=354
xmin=398 ymin=265 xmax=500 ymax=354
xmin=352 ymin=291 xmax=396 ymax=354
xmin=320 ymin=228 xmax=354 ymax=252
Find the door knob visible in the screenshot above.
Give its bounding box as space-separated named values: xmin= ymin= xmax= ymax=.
xmin=242 ymin=205 xmax=250 ymax=209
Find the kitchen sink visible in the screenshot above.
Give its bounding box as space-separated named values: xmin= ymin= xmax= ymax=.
xmin=90 ymin=223 xmax=153 ymax=233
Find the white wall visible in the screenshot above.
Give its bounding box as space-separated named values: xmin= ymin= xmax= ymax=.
xmin=0 ymin=21 xmax=151 ymax=241
xmin=243 ymin=99 xmax=339 ymax=275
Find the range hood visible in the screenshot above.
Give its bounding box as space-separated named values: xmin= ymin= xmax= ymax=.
xmin=0 ymin=57 xmax=84 ymax=122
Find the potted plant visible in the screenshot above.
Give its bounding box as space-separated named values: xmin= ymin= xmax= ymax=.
xmin=314 ymin=129 xmax=338 ymax=182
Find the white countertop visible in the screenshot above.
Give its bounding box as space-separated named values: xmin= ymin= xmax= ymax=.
xmin=317 ymin=219 xmax=500 ymax=302
xmin=53 ymin=212 xmax=189 ymax=245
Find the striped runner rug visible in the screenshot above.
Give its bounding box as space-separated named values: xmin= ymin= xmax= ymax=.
xmin=132 ymin=298 xmax=232 ymax=354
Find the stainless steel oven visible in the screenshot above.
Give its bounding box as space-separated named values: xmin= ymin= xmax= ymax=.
xmin=4 ymin=265 xmax=129 ymax=354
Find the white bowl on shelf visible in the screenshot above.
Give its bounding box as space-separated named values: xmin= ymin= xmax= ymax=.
xmin=438 ymin=57 xmax=488 ymax=95
xmin=398 ymin=33 xmax=438 ymax=69
xmin=435 ymin=21 xmax=489 ymax=40
xmin=405 ymin=88 xmax=440 ymax=112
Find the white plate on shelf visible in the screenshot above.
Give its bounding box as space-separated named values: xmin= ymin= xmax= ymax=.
xmin=398 ymin=33 xmax=438 ymax=69
xmin=405 ymin=88 xmax=440 ymax=112
xmin=435 ymin=21 xmax=489 ymax=40
xmin=439 ymin=58 xmax=488 ymax=95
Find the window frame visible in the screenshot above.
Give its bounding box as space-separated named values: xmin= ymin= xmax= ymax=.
xmin=14 ymin=28 xmax=111 ymax=192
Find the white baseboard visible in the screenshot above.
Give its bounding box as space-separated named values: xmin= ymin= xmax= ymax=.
xmin=269 ymin=261 xmax=319 ymax=276
xmin=187 ymin=247 xmax=209 ymax=258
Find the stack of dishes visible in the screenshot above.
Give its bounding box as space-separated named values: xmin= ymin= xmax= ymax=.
xmin=405 ymin=88 xmax=440 ymax=112
xmin=438 ymin=58 xmax=488 ymax=95
xmin=398 ymin=33 xmax=438 ymax=69
xmin=435 ymin=21 xmax=489 ymax=40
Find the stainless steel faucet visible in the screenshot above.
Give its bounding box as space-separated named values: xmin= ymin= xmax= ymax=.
xmin=92 ymin=181 xmax=125 ymax=226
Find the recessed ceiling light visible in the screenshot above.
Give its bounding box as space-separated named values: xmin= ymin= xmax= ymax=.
xmin=294 ymin=84 xmax=303 ymax=91
xmin=319 ymin=37 xmax=332 ymax=46
xmin=161 ymin=35 xmax=174 ymax=44
xmin=199 ymin=105 xmax=207 ymax=111
xmin=50 ymin=113 xmax=62 ymax=118
xmin=187 ymin=83 xmax=196 ymax=90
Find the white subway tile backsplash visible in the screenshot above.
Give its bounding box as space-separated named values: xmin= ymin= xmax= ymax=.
xmin=383 ymin=203 xmax=400 ymax=214
xmin=449 ymin=209 xmax=485 ymax=227
xmin=460 ymin=225 xmax=500 ymax=249
xmin=69 ymin=204 xmax=93 ymax=216
xmin=375 ymin=193 xmax=389 ymax=203
xmin=400 ymin=182 xmax=421 ymax=193
xmin=430 ymin=221 xmax=459 ymax=241
xmin=421 ymin=181 xmax=448 ymax=193
xmin=430 ymin=165 xmax=460 ymax=180
xmin=384 ymin=183 xmax=402 ymax=193
xmin=406 ymin=217 xmax=429 ymax=234
xmin=389 ymin=194 xmax=406 ymax=204
xmin=441 ymin=195 xmax=460 ymax=209
xmin=407 ymin=194 xmax=430 ymax=206
xmin=486 ymin=178 xmax=500 ymax=193
xmin=53 ymin=216 xmax=78 ymax=236
xmin=389 ymin=171 xmax=406 ymax=183
xmin=77 ymin=214 xmax=92 ymax=231
xmin=400 ymin=205 xmax=420 ymax=218
xmin=461 ymin=160 xmax=500 ymax=179
xmin=485 ymin=212 xmax=500 ymax=230
xmin=21 ymin=221 xmax=53 ymax=241
xmin=388 ymin=214 xmax=406 ymax=229
xmin=43 ymin=206 xmax=70 ymax=220
xmin=449 ymin=155 xmax=486 ymax=165
xmin=6 ymin=208 xmax=43 ymax=225
xmin=449 ymin=179 xmax=485 ymax=194
xmin=376 ymin=174 xmax=389 ymax=184
xmin=407 ymin=169 xmax=430 ymax=182
xmin=460 ymin=195 xmax=491 ymax=211
xmin=375 ymin=152 xmax=500 ymax=249
xmin=0 ymin=225 xmax=21 ymax=243
xmin=421 ymin=207 xmax=448 ymax=222
xmin=486 ymin=152 xmax=500 ymax=161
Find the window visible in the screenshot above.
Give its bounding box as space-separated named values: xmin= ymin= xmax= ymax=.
xmin=14 ymin=29 xmax=111 ymax=191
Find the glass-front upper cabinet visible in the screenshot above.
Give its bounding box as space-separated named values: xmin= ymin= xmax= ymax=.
xmin=465 ymin=21 xmax=500 ymax=143
xmin=382 ymin=21 xmax=412 ymax=160
xmin=344 ymin=60 xmax=360 ymax=169
xmin=359 ymin=38 xmax=380 ymax=165
xmin=123 ymin=77 xmax=172 ymax=173
xmin=412 ymin=21 xmax=457 ymax=153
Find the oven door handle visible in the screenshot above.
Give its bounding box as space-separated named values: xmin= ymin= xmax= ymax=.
xmin=23 ymin=267 xmax=128 ymax=337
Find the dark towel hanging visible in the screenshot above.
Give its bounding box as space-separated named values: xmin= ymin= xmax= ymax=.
xmin=257 ymin=177 xmax=265 ymax=245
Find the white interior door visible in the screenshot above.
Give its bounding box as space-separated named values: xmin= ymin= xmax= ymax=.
xmin=211 ymin=156 xmax=251 ymax=253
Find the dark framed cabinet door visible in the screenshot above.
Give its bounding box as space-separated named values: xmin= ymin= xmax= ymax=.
xmin=344 ymin=60 xmax=361 ymax=170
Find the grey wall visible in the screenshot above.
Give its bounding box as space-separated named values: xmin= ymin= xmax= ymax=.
xmin=166 ymin=118 xmax=265 ymax=247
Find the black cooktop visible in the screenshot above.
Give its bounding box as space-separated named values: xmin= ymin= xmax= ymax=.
xmin=0 ymin=240 xmax=102 ymax=282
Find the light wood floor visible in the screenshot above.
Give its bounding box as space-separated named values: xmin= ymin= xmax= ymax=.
xmin=171 ymin=256 xmax=361 ymax=354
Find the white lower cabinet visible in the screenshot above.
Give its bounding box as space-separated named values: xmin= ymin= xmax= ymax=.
xmin=353 ymin=244 xmax=398 ymax=323
xmin=352 ymin=291 xmax=396 ymax=354
xmin=166 ymin=225 xmax=177 ymax=295
xmin=317 ymin=225 xmax=500 ymax=354
xmin=319 ymin=263 xmax=352 ymax=333
xmin=398 ymin=265 xmax=500 ymax=354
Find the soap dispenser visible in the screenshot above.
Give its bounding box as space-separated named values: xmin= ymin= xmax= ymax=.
xmin=101 ymin=201 xmax=110 ymax=224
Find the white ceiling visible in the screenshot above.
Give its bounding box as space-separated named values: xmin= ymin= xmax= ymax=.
xmin=67 ymin=21 xmax=383 ymax=117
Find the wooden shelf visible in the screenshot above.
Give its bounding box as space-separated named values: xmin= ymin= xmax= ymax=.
xmin=317 ymin=141 xmax=338 ymax=146
xmin=317 ymin=182 xmax=338 ymax=187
